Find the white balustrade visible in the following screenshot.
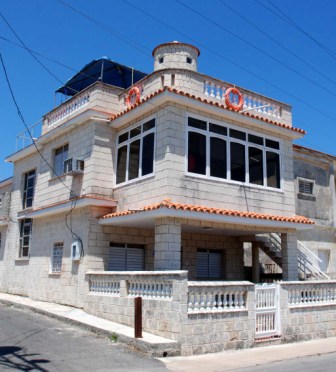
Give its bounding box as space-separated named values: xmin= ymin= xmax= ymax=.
xmin=89 ymin=275 xmax=120 ymax=295
xmin=188 ymin=282 xmax=249 ymax=313
xmin=287 ymin=282 xmax=336 ymax=306
xmin=203 ymin=79 xmax=282 ymax=119
xmin=45 ymin=90 xmax=91 ymax=127
xmin=128 ymin=280 xmax=172 ymax=298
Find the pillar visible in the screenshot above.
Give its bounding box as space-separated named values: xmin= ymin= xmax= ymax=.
xmin=154 ymin=217 xmax=181 ymax=270
xmin=252 ymin=242 xmax=260 ymax=284
xmin=281 ymin=232 xmax=299 ymax=281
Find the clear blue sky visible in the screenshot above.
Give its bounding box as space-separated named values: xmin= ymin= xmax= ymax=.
xmin=1 ymin=0 xmax=336 ymax=180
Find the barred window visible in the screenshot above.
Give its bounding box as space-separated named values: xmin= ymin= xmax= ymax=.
xmin=51 ymin=242 xmax=64 ymax=273
xmin=298 ymin=178 xmax=314 ymax=195
xmin=19 ymin=218 xmax=32 ymax=258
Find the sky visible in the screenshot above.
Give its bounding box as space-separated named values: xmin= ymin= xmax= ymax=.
xmin=1 ymin=0 xmax=336 ymax=180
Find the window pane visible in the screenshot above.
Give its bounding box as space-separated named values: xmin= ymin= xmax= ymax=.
xmin=130 ymin=126 xmax=141 ymax=138
xmin=128 ymin=140 xmax=140 ymax=180
xmin=266 ymin=139 xmax=280 ymax=149
xmin=266 ymin=151 xmax=280 ymax=188
xmin=54 ymin=145 xmax=68 ymax=176
xmin=188 ymin=132 xmax=206 ymax=175
xmin=188 ymin=117 xmax=207 ymax=130
xmin=248 ymin=134 xmax=263 ymax=145
xmin=230 ymin=142 xmax=246 ymax=182
xmin=143 ymin=118 xmax=155 ymax=132
xmin=142 ymin=133 xmax=154 ymax=176
xmin=118 ymin=132 xmax=128 ymax=144
xmin=209 ymin=123 xmax=227 ymax=136
xmin=210 ymin=137 xmax=227 ymax=179
xmin=229 ymin=129 xmax=246 ymax=141
xmin=249 ymin=147 xmax=264 ymax=185
xmin=116 ymin=145 xmax=127 ymax=184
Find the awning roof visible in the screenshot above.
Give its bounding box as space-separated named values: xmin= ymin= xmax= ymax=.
xmin=100 ymin=199 xmax=314 ymax=230
xmin=56 ymin=57 xmax=147 ymax=96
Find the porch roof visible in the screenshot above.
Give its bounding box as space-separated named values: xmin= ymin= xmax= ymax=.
xmin=100 ymin=199 xmax=314 ymax=230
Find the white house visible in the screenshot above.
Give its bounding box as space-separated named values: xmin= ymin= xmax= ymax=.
xmin=1 ymin=42 xmax=336 ymax=355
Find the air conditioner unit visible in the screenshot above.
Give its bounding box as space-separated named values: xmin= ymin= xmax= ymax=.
xmin=71 ymin=240 xmax=81 ymax=261
xmin=63 ymin=158 xmax=84 ymax=175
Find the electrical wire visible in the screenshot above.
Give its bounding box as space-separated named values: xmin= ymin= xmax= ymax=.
xmin=0 ymin=11 xmax=79 ymax=95
xmin=264 ymin=0 xmax=336 ymax=61
xmin=174 ymin=0 xmax=336 ymax=98
xmin=219 ymin=0 xmax=336 ymax=89
xmin=0 ymin=52 xmax=84 ymax=259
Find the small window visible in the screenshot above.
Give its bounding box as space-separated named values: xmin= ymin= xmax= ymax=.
xmin=210 ymin=137 xmax=227 ymax=179
xmin=231 ymin=142 xmax=246 ymax=182
xmin=22 ymin=170 xmax=36 ymax=209
xmin=230 ymin=129 xmax=246 ymax=141
xmin=188 ymin=117 xmax=207 ymax=130
xmin=298 ymin=178 xmax=314 ymax=195
xmin=158 ymin=57 xmax=164 ymax=64
xmin=266 ymin=151 xmax=280 ymax=188
xmin=186 ymin=57 xmax=192 ymax=64
xmin=19 ymin=218 xmax=32 ymax=258
xmin=54 ymin=144 xmax=69 ymax=176
xmin=209 ymin=123 xmax=227 ymax=136
xmin=51 ymin=242 xmax=63 ymax=273
xmin=249 ymin=147 xmax=263 ymax=185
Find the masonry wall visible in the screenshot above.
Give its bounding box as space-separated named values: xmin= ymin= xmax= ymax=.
xmin=114 ymin=104 xmax=297 ymax=218
xmin=294 ymin=151 xmax=336 ymax=274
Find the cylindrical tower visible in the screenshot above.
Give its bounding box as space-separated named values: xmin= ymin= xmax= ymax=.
xmin=152 ymin=41 xmax=200 ymax=72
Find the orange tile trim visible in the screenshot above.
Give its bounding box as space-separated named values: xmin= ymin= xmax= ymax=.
xmin=101 ymin=198 xmax=314 ymax=225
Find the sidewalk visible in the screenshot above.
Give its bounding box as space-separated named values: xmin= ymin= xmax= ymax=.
xmin=160 ymin=336 xmax=336 ymax=371
xmin=0 ymin=292 xmax=179 ymax=357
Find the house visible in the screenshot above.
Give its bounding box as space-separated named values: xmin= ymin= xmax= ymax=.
xmin=1 ymin=42 xmax=336 ymax=355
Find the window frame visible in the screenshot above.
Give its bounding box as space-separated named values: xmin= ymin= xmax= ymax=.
xmin=22 ymin=169 xmax=36 ymax=209
xmin=297 ymin=177 xmax=315 ymax=196
xmin=115 ymin=116 xmax=156 ymax=187
xmin=19 ymin=218 xmax=33 ymax=258
xmin=185 ymin=113 xmax=283 ymax=191
xmin=53 ymin=144 xmax=69 ymax=177
xmin=50 ymin=241 xmax=64 ymax=274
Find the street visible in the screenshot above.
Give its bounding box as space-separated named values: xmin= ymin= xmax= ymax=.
xmin=0 ymin=303 xmax=166 ymax=371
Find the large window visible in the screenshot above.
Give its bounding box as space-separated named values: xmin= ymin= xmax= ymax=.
xmin=22 ymin=170 xmax=36 ymax=209
xmin=187 ymin=117 xmax=281 ymax=189
xmin=108 ymin=243 xmax=145 ymax=271
xmin=54 ymin=144 xmax=69 ymax=176
xmin=116 ymin=118 xmax=155 ymax=184
xmin=19 ymin=218 xmax=32 ymax=258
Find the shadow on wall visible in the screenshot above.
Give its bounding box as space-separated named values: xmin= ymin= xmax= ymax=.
xmin=0 ymin=346 xmax=50 ymax=371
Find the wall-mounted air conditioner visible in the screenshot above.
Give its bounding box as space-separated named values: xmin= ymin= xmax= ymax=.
xmin=63 ymin=158 xmax=84 ymax=175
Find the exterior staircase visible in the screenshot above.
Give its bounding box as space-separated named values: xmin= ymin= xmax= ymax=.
xmin=255 ymin=233 xmax=330 ymax=280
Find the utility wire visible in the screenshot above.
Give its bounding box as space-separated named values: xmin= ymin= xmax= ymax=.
xmin=219 ymin=0 xmax=336 ymax=89
xmin=57 ymin=0 xmax=151 ymax=57
xmin=123 ymin=0 xmax=336 ymax=123
xmin=266 ymin=0 xmax=336 ymax=60
xmin=175 ymin=0 xmax=336 ymax=98
xmin=0 ymin=11 xmax=79 ymax=95
xmin=0 ymin=52 xmax=84 ymax=257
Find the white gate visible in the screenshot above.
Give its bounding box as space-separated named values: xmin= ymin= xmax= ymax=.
xmin=255 ymin=283 xmax=281 ymax=339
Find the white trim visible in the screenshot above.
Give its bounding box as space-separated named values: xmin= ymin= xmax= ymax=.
xmin=185 ymin=113 xmax=283 ymax=190
xmin=17 ymin=197 xmax=117 ymax=219
xmin=100 ymin=208 xmax=314 ymax=230
xmin=115 ymin=115 xmax=156 ymax=186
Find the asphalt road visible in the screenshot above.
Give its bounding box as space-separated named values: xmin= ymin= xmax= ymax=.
xmin=0 ymin=303 xmax=167 ymax=371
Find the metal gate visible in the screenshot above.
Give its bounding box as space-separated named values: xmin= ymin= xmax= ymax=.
xmin=255 ymin=283 xmax=281 ymax=339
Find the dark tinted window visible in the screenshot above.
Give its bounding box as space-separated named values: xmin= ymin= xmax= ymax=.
xmin=249 ymin=147 xmax=263 ymax=185
xmin=142 ymin=133 xmax=154 ymax=176
xmin=209 ymin=123 xmax=227 ymax=136
xmin=116 ymin=145 xmax=127 ymax=184
xmin=128 ymin=140 xmax=140 ymax=180
xmin=188 ymin=132 xmax=206 ymax=175
xmin=266 ymin=151 xmax=280 ymax=188
xmin=229 ymin=129 xmax=246 ymax=141
xmin=210 ymin=137 xmax=227 ymax=179
xmin=248 ymin=134 xmax=263 ymax=146
xmin=231 ymin=142 xmax=245 ymax=182
xmin=188 ymin=117 xmax=207 ymax=130
xmin=266 ymin=139 xmax=280 ymax=150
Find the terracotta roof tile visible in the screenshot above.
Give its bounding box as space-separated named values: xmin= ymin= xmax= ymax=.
xmin=112 ymin=87 xmax=306 ymax=135
xmin=101 ymin=199 xmax=314 ymax=225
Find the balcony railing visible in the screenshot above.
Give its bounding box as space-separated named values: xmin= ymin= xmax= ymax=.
xmin=16 ymin=119 xmax=42 ymax=151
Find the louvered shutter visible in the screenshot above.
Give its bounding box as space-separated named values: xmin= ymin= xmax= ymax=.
xmin=209 ymin=250 xmax=222 ymax=279
xmin=197 ymin=249 xmax=209 ymax=278
xmin=126 ymin=247 xmax=144 ymax=271
xmin=108 ymin=247 xmax=126 ymax=271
